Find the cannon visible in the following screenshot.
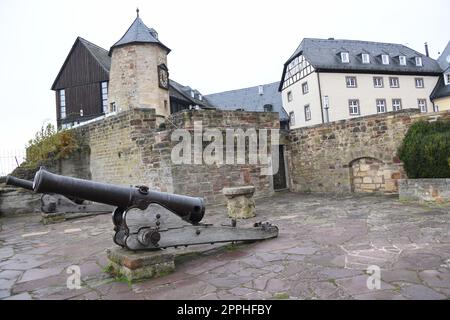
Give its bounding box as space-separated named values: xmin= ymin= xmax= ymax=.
xmin=5 ymin=175 xmax=114 ymax=216
xmin=32 ymin=167 xmax=279 ymax=250
xmin=5 ymin=175 xmax=33 ymax=190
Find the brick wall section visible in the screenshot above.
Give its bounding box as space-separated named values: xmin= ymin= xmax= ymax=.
xmin=166 ymin=110 xmax=280 ymax=204
xmin=75 ymin=109 xmax=174 ymax=191
xmin=68 ymin=109 xmax=279 ymax=205
xmin=399 ymin=179 xmax=450 ymax=203
xmin=287 ymin=109 xmax=450 ymax=194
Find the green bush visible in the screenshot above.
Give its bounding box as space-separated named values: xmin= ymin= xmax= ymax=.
xmin=398 ymin=120 xmax=450 ymax=178
xmin=11 ymin=124 xmax=79 ymax=179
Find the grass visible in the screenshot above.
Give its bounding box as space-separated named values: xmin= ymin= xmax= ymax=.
xmin=273 ymin=292 xmax=290 ymax=299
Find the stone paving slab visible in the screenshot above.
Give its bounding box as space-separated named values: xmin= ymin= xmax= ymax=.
xmin=0 ymin=192 xmax=450 ymax=300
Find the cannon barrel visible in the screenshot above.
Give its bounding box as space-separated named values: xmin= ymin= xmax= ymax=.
xmin=5 ymin=176 xmax=34 ymax=191
xmin=33 ymin=168 xmax=205 ymax=224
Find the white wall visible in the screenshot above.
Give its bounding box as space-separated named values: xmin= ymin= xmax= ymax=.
xmin=281 ymin=72 xmax=322 ymax=128
xmin=319 ymin=73 xmax=439 ymax=122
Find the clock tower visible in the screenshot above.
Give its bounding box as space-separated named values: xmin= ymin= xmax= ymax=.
xmin=108 ymin=9 xmax=171 ymax=118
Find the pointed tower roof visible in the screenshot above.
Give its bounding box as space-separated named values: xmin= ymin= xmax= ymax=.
xmin=109 ymin=10 xmax=170 ymax=55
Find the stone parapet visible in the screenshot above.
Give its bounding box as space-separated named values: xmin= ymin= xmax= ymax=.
xmin=399 ymin=179 xmax=450 ymax=203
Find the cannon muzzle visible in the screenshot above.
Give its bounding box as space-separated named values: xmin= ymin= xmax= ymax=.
xmin=33 ymin=168 xmax=205 ymax=224
xmin=6 ymin=176 xmax=34 ymax=191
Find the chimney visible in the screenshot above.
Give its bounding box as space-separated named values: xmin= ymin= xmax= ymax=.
xmin=424 ymin=42 xmax=429 ymax=57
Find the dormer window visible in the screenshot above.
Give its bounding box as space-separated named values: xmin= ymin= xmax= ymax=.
xmin=341 ymin=52 xmax=350 ymax=63
xmin=399 ymin=55 xmax=407 ymax=66
xmin=415 ymin=57 xmax=423 ymax=67
xmin=198 ymin=94 xmax=203 ymax=101
xmin=381 ymin=54 xmax=390 ymax=65
xmin=191 ymin=91 xmax=195 ymax=98
xmin=362 ymin=53 xmax=370 ymax=64
xmin=445 ymin=73 xmax=450 ymax=86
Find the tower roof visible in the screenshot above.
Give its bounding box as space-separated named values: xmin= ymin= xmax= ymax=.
xmin=109 ymin=13 xmax=170 ymax=55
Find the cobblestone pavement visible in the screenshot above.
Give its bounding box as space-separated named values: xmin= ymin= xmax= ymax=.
xmin=1 ymin=192 xmax=450 ymax=300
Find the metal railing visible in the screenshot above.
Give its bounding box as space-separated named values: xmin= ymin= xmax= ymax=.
xmin=0 ymin=149 xmax=26 ymax=177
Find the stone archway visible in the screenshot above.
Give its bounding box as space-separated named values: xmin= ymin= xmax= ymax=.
xmin=350 ymin=157 xmax=395 ymax=193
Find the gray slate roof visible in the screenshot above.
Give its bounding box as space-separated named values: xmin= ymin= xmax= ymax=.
xmin=205 ymin=82 xmax=289 ymax=121
xmin=437 ymin=41 xmax=450 ymax=72
xmin=284 ymin=38 xmax=442 ymax=75
xmin=430 ymin=76 xmax=450 ymax=100
xmin=169 ymin=80 xmax=215 ymax=109
xmin=110 ymin=17 xmax=170 ymax=54
xmin=78 ymin=37 xmax=111 ymax=72
xmin=430 ymin=41 xmax=450 ymax=100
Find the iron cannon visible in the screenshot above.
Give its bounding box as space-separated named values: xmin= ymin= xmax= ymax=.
xmin=32 ymin=167 xmax=279 ymax=250
xmin=5 ymin=174 xmax=113 ymax=215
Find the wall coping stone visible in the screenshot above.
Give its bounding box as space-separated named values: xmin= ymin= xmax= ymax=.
xmin=223 ymin=186 xmax=256 ymax=197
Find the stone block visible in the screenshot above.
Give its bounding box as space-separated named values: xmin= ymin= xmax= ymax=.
xmin=362 ymin=177 xmax=373 ymax=184
xmin=105 ymin=247 xmax=175 ymax=282
xmin=223 ymin=186 xmax=256 ymax=219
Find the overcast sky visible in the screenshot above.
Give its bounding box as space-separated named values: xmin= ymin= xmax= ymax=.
xmin=0 ymin=0 xmax=449 ymax=165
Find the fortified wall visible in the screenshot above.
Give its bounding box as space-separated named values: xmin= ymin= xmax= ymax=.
xmin=70 ymin=108 xmax=280 ymax=205
xmin=287 ymin=109 xmax=450 ymax=194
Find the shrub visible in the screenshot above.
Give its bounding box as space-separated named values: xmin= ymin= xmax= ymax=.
xmin=398 ymin=120 xmax=450 ymax=178
xmin=11 ymin=124 xmax=79 ymax=179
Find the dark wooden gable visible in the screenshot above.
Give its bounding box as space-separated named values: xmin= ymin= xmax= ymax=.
xmin=51 ymin=38 xmax=109 ymax=90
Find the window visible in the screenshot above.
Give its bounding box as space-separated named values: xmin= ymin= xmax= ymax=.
xmin=445 ymin=73 xmax=450 ymax=86
xmin=373 ymin=77 xmax=384 ymax=88
xmin=415 ymin=78 xmax=424 ymax=88
xmin=418 ymin=99 xmax=427 ymax=113
xmin=434 ymin=105 xmax=439 ymax=112
xmin=392 ymin=99 xmax=402 ymax=111
xmin=346 ymin=76 xmax=357 ymax=88
xmin=101 ymin=81 xmax=108 ymax=113
xmin=59 ymin=89 xmax=66 ymax=119
xmin=415 ymin=57 xmax=423 ymax=67
xmin=389 ymin=77 xmax=399 ymax=88
xmin=289 ymin=111 xmax=295 ymax=126
xmin=376 ymin=99 xmax=386 ymax=113
xmin=348 ymin=100 xmax=360 ymax=115
xmin=399 ymin=55 xmax=407 ymax=66
xmin=263 ymin=104 xmax=273 ymax=112
xmin=304 ymin=105 xmax=311 ymax=121
xmin=287 ymin=91 xmax=293 ymax=102
xmin=302 ymin=82 xmax=309 ymax=94
xmin=110 ymin=102 xmax=116 ymax=113
xmin=362 ymin=53 xmax=370 ymax=64
xmin=198 ymin=94 xmax=203 ymax=101
xmin=381 ymin=54 xmax=390 ymax=65
xmin=341 ymin=52 xmax=350 ymax=63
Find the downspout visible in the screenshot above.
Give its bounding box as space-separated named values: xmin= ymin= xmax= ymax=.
xmin=317 ymin=71 xmax=324 ymax=124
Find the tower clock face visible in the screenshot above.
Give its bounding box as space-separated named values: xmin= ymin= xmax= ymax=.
xmin=158 ymin=67 xmax=169 ymax=90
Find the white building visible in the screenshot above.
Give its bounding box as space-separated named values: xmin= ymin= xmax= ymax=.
xmin=279 ymin=38 xmax=443 ymax=128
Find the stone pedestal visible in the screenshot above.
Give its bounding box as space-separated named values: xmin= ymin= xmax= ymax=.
xmin=105 ymin=247 xmax=175 ymax=282
xmin=223 ymin=186 xmax=256 ymax=219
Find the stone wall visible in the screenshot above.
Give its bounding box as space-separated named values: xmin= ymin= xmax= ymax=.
xmin=399 ymin=179 xmax=450 ymax=203
xmin=287 ymin=109 xmax=450 ymax=194
xmin=166 ymin=110 xmax=279 ymax=204
xmin=350 ymin=157 xmax=399 ymax=193
xmin=69 ymin=108 xmax=279 ymax=205
xmin=0 ymin=183 xmax=41 ymax=216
